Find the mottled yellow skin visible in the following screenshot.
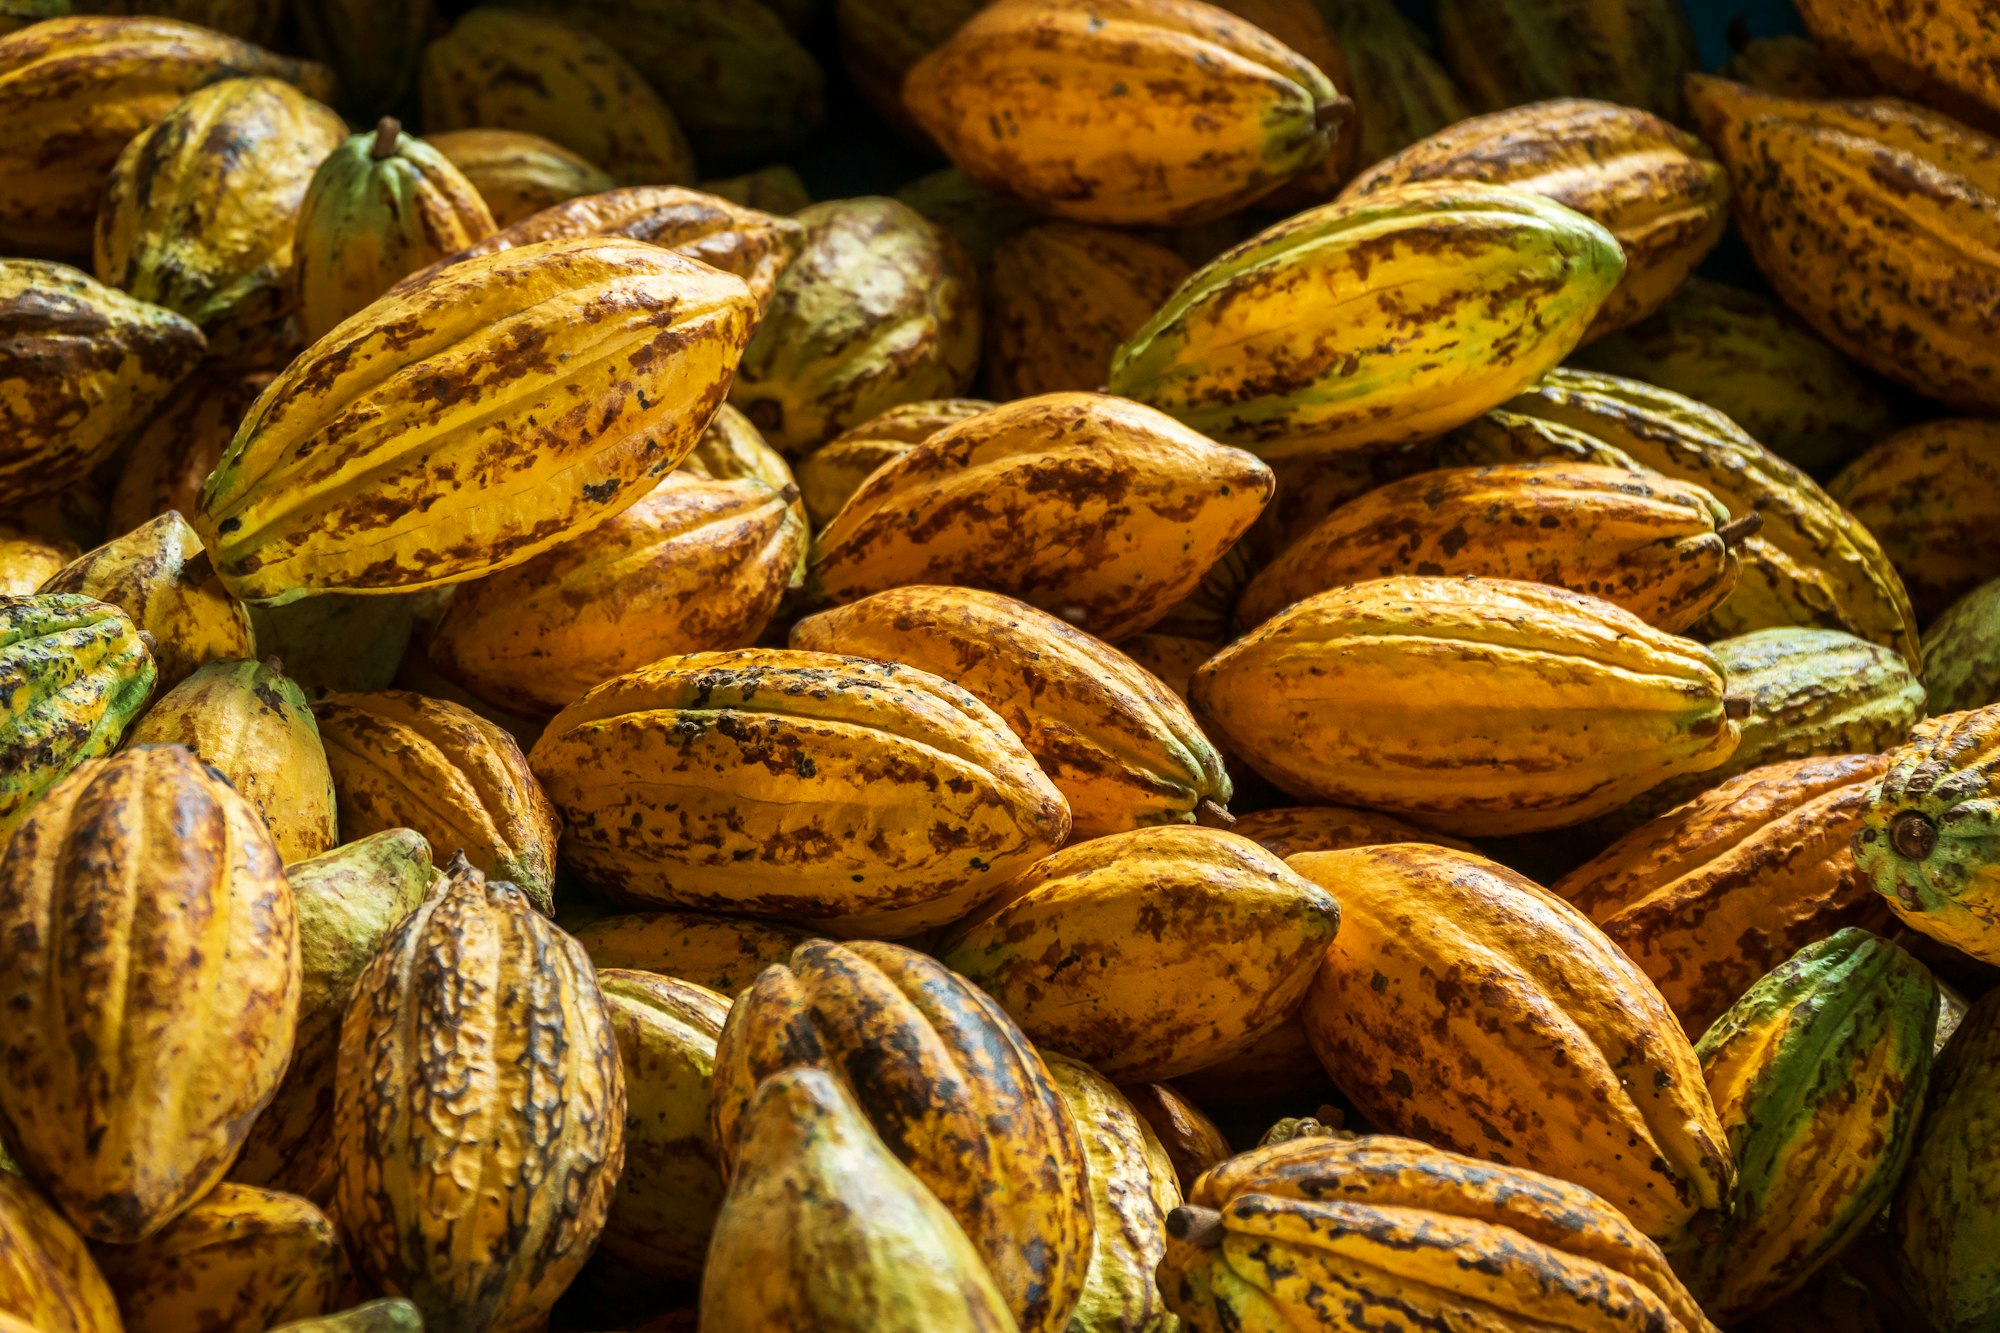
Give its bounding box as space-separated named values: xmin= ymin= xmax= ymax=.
xmin=1831 ymin=419 xmax=2000 ymax=624
xmin=1794 ymin=0 xmax=2000 ymax=133
xmin=425 ymin=128 xmax=616 ymax=227
xmin=573 ymin=910 xmax=813 ymax=996
xmin=107 ymin=370 xmax=269 ymax=537
xmin=794 ymin=397 xmax=990 ymax=529
xmin=0 ymin=1173 xmax=121 ymax=1333
xmin=1317 ymin=0 xmax=1469 ymax=168
xmin=1434 ymin=0 xmax=1699 ymax=120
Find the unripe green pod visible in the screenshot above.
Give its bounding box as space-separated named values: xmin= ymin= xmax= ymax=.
xmin=1897 ymin=984 xmax=2000 ymax=1333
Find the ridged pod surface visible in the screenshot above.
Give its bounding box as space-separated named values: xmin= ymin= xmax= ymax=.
xmin=1684 ymin=930 xmax=1937 ymax=1322
xmin=1793 ymin=0 xmax=2000 ymax=134
xmin=92 ymin=1183 xmax=341 ymax=1333
xmin=229 ymin=829 xmax=438 ymax=1203
xmin=1688 ymin=76 xmax=2000 ymax=415
xmin=596 ymin=969 xmax=729 ymax=1284
xmin=791 ymin=586 xmax=1230 ymax=838
xmin=0 ymin=594 xmax=155 ymax=842
xmin=0 ymin=17 xmax=333 ymax=258
xmin=1499 ymin=368 xmax=1922 ymax=664
xmin=530 ymin=650 xmax=1069 ymax=936
xmin=1 ymin=259 xmax=206 ymax=507
xmin=1831 ymin=420 xmax=2000 ymax=623
xmin=332 ymin=856 xmax=625 ymax=1333
xmin=1434 ymin=0 xmax=1699 ymax=119
xmin=680 ymin=402 xmax=800 ymax=502
xmin=312 ymin=689 xmax=560 ymax=915
xmin=1319 ymin=0 xmax=1470 ymax=168
xmin=1896 ymin=986 xmax=2000 ymax=1333
xmin=1342 ymin=99 xmax=1727 ymax=337
xmin=194 ymin=236 xmax=757 ymax=604
xmin=1855 ymin=706 xmax=2000 ymax=964
xmin=1557 ymin=753 xmax=1897 ymax=1035
xmin=1043 ymin=1055 xmax=1181 ymax=1333
xmin=1925 ymin=580 xmax=2000 ymax=716
xmin=1228 ymin=804 xmax=1476 ymax=857
xmin=1572 ymin=277 xmax=1900 ymax=477
xmin=107 ymin=370 xmax=270 ymax=536
xmin=1107 ymin=182 xmax=1623 ymax=458
xmin=941 ymin=826 xmax=1341 ymax=1082
xmin=572 ymin=911 xmax=814 ymax=996
xmin=425 ymin=129 xmax=615 ymax=227
xmin=289 ymin=0 xmax=428 ymax=120
xmin=1205 ymin=0 xmax=1358 ymax=197
xmin=1159 ymin=1134 xmax=1719 ymax=1333
xmin=698 ymin=1066 xmax=1018 ymax=1333
xmin=905 ymin=0 xmax=1342 ymax=227
xmin=93 ymin=77 xmax=345 ymax=361
xmin=126 ymin=657 xmax=338 ymax=862
xmin=1294 ymin=845 xmax=1733 ymax=1240
xmin=1191 ymin=576 xmax=1738 ymax=837
xmin=0 ymin=1172 xmax=120 ymax=1333
xmin=794 ymin=397 xmax=989 ymax=529
xmin=808 ymin=393 xmax=1273 ymax=642
xmin=1240 ymin=461 xmax=1740 ymax=632
xmin=0 ymin=745 xmax=297 ymax=1242
xmin=729 ymin=198 xmax=979 ymax=456
xmin=0 ymin=526 xmax=73 ymax=595
xmin=419 ymin=8 xmax=694 ymax=186
xmin=429 ymin=473 xmax=808 ymax=716
xmin=1122 ymin=1082 xmax=1232 ymax=1195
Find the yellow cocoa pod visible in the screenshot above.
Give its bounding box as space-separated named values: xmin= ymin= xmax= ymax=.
xmin=1 ymin=259 xmax=206 ymax=508
xmin=1434 ymin=0 xmax=1699 ymax=119
xmin=941 ymin=826 xmax=1341 ymax=1081
xmin=794 ymin=396 xmax=990 ymax=528
xmin=41 ymin=511 xmax=253 ymax=689
xmin=1108 ymin=183 xmax=1624 ymax=458
xmin=1191 ymin=576 xmax=1738 ymax=837
xmin=0 ymin=525 xmax=75 ymax=595
xmin=421 ymin=8 xmax=693 ymax=186
xmin=1293 ymin=845 xmax=1733 ymax=1241
xmin=1242 ymin=449 xmax=1429 ymax=563
xmin=1720 ymin=31 xmax=1839 ymax=99
xmin=106 ymin=370 xmax=269 ymax=537
xmin=529 ymin=649 xmax=1069 ymax=936
xmin=1794 ymin=0 xmax=2000 ymax=134
xmin=0 ymin=16 xmax=333 ymax=260
xmin=428 ymin=472 xmax=809 ymax=716
xmin=1341 ymin=99 xmax=1727 ymax=338
xmin=1121 ymin=1082 xmax=1232 ymax=1195
xmin=808 ymin=393 xmax=1273 ymax=642
xmin=293 ymin=117 xmax=496 ymax=343
xmin=792 ymin=585 xmax=1231 ymax=838
xmin=710 ymin=939 xmax=1089 ymax=1333
xmin=1317 ymin=0 xmax=1470 ymax=168
xmin=1207 ymin=0 xmax=1359 ymax=199
xmin=425 ymin=127 xmax=615 ymax=226
xmin=0 ymin=745 xmax=298 ymax=1242
xmin=677 ymin=403 xmax=809 ymax=545
xmin=572 ymin=911 xmax=813 ymax=995
xmin=332 ymin=856 xmax=624 ymax=1333
xmin=1830 ymin=420 xmax=2000 ymax=624
xmin=312 ymin=688 xmax=560 ymax=914
xmin=92 ymin=1183 xmax=339 ymax=1333
xmin=905 ymin=0 xmax=1344 ymax=226
xmin=1688 ymin=76 xmax=2000 ymax=416
xmin=596 ymin=969 xmax=729 ymax=1283
xmin=0 ymin=1172 xmax=120 ymax=1333
xmin=194 ymin=236 xmax=757 ymax=604
xmin=125 ymin=657 xmax=338 ymax=862
xmin=1228 ymin=804 xmax=1476 ymax=857
xmin=93 ymin=77 xmax=345 ymax=361
xmin=1239 ymin=461 xmax=1744 ymax=632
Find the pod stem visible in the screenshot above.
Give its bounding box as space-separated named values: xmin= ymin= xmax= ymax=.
xmin=1716 ymin=511 xmax=1764 ymax=549
xmin=1195 ymin=799 xmax=1236 ymax=829
xmin=1167 ymin=1206 xmax=1225 ymax=1249
xmin=262 ymin=655 xmax=286 ymax=677
xmin=180 ymin=548 xmax=214 ymax=587
xmin=1315 ymin=95 xmax=1355 ymax=133
xmin=1723 ymin=695 xmax=1752 ymax=720
xmin=1891 ymin=810 xmax=1939 ymax=860
xmin=371 ymin=116 xmax=402 ymax=160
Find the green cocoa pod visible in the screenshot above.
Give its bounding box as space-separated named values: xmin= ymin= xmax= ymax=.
xmin=1924 ymin=580 xmax=2000 ymax=716
xmin=1896 ymin=985 xmax=2000 ymax=1333
xmin=1434 ymin=0 xmax=1699 ymax=120
xmin=269 ymin=1298 xmax=424 ymax=1333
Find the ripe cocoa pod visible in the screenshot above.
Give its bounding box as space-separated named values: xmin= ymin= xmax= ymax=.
xmin=425 ymin=128 xmax=615 ymax=227
xmin=794 ymin=397 xmax=990 ymax=529
xmin=1207 ymin=0 xmax=1359 ymax=197
xmin=572 ymin=911 xmax=812 ymax=994
xmin=1321 ymin=0 xmax=1470 ymax=168
xmin=679 ymin=403 xmax=801 ymax=507
xmin=1228 ymin=804 xmax=1476 ymax=858
xmin=1115 ymin=632 xmax=1216 ymax=701
xmin=0 ymin=745 xmax=298 ymax=1242
xmin=107 ymin=370 xmax=269 ymax=537
xmin=1434 ymin=0 xmax=1699 ymax=119
xmin=0 ymin=1172 xmax=120 ymax=1333
xmin=1924 ymin=580 xmax=2000 ymax=716
xmin=1896 ymin=985 xmax=2000 ymax=1333
xmin=1242 ymin=449 xmax=1430 ymax=563
xmin=1120 ymin=1082 xmax=1231 ymax=1195
xmin=1793 ymin=0 xmax=2000 ymax=134
xmin=0 ymin=526 xmax=75 ymax=596
xmin=1830 ymin=420 xmax=2000 ymax=624
xmin=1721 ymin=32 xmax=1838 ymax=99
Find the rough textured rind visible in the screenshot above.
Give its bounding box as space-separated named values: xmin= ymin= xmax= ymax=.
xmin=331 ymin=856 xmax=625 ymax=1333
xmin=425 ymin=128 xmax=615 ymax=227
xmin=1159 ymin=1134 xmax=1719 ymax=1333
xmin=985 ymin=223 xmax=1192 ymax=401
xmin=1830 ymin=420 xmax=2000 ymax=624
xmin=1227 ymin=804 xmax=1476 ymax=858
xmin=1924 ymin=579 xmax=2000 ymax=716
xmin=1108 ymin=182 xmax=1624 ymax=458
xmin=108 ymin=370 xmax=270 ymax=537
xmin=0 ymin=17 xmax=333 ymax=259
xmin=0 ymin=594 xmax=155 ymax=842
xmin=1434 ymin=0 xmax=1699 ymax=118
xmin=729 ymin=198 xmax=979 ymax=456
xmin=709 ymin=940 xmax=1088 ymax=1333
xmin=1192 ymin=576 xmax=1738 ymax=837
xmin=1896 ymin=986 xmax=2000 ymax=1333
xmin=792 ymin=586 xmax=1230 ymax=838
xmin=1685 ymin=929 xmax=1937 ymax=1322
xmin=794 ymin=397 xmax=990 ymax=529
xmin=1319 ymin=0 xmax=1470 ymax=168
xmin=1793 ymin=0 xmax=2000 ymax=134
xmin=194 ymin=236 xmax=757 ymax=604
xmin=1342 ymin=99 xmax=1727 ymax=337
xmin=1 ymin=259 xmax=206 ymax=508
xmin=573 ymin=911 xmax=813 ymax=996
xmin=941 ymin=826 xmax=1341 ymax=1082
xmin=1294 ymin=845 xmax=1734 ymax=1241
xmin=126 ymin=657 xmax=339 ymax=862
xmin=1558 ymin=753 xmax=1898 ymax=1036
xmin=808 ymin=393 xmax=1273 ymax=643
xmin=1120 ymin=1083 xmax=1231 ymax=1196
xmin=312 ymin=689 xmax=560 ymax=915
xmin=0 ymin=745 xmax=298 ymax=1243
xmin=429 ymin=473 xmax=808 ymax=716
xmin=1688 ymin=76 xmax=2000 ymax=416
xmin=530 ymin=649 xmax=1069 ymax=936
xmin=91 ymin=1182 xmax=341 ymax=1333
xmin=1205 ymin=0 xmax=1359 ymax=198
xmin=229 ymin=829 xmax=438 ymax=1203
xmin=0 ymin=1172 xmax=121 ymax=1333
xmin=698 ymin=1066 xmax=1019 ymax=1333
xmin=419 ymin=8 xmax=693 ymax=186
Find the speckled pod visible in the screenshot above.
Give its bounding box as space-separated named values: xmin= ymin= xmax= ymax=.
xmin=1205 ymin=0 xmax=1359 ymax=199
xmin=195 ymin=236 xmax=757 ymax=603
xmin=1434 ymin=0 xmax=1699 ymax=119
xmin=1318 ymin=0 xmax=1470 ymax=168
xmin=1719 ymin=33 xmax=1839 ymax=99
xmin=1831 ymin=420 xmax=2000 ymax=624
xmin=941 ymin=826 xmax=1340 ymax=1082
xmin=1793 ymin=0 xmax=2000 ymax=134
xmin=332 ymin=856 xmax=624 ymax=1333
xmin=0 ymin=745 xmax=298 ymax=1243
xmin=1294 ymin=845 xmax=1733 ymax=1241
xmin=1121 ymin=1082 xmax=1232 ymax=1195
xmin=807 ymin=393 xmax=1273 ymax=643
xmin=1228 ymin=804 xmax=1476 ymax=858
xmin=680 ymin=402 xmax=800 ymax=500
xmin=573 ymin=911 xmax=814 ymax=995
xmin=425 ymin=129 xmax=614 ymax=227
xmin=709 ymin=939 xmax=1090 ymax=1333
xmin=107 ymin=370 xmax=269 ymax=537
xmin=1924 ymin=579 xmax=2000 ymax=716
xmin=529 ymin=649 xmax=1069 ymax=936
xmin=1108 ymin=183 xmax=1624 ymax=458
xmin=0 ymin=1173 xmax=121 ymax=1333
xmin=1896 ymin=986 xmax=2000 ymax=1333
xmin=794 ymin=397 xmax=990 ymax=529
